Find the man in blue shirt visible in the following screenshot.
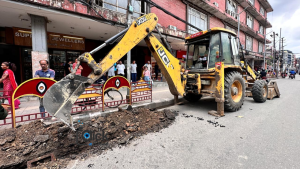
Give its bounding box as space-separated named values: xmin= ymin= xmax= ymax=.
xmin=34 ymin=60 xmax=55 ymax=117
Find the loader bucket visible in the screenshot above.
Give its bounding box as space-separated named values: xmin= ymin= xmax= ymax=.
xmin=267 ymin=80 xmax=280 ymax=100
xmin=43 ymin=75 xmax=91 ymax=130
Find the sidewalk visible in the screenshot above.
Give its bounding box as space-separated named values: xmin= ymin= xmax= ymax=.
xmin=0 ymin=82 xmax=172 ymax=129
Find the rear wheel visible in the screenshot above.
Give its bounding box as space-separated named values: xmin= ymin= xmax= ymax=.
xmin=184 ymin=93 xmax=202 ymax=102
xmin=252 ymin=80 xmax=268 ymax=103
xmin=224 ymin=71 xmax=245 ymax=112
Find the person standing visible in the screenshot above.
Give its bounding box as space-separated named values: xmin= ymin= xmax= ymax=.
xmin=72 ymin=59 xmax=83 ymax=75
xmin=143 ymin=67 xmax=151 ymax=87
xmin=154 ymin=62 xmax=159 ymax=80
xmin=107 ymin=65 xmax=115 ymax=79
xmin=34 ymin=60 xmax=55 ymax=117
xmin=116 ymin=61 xmax=125 ymax=77
xmin=131 ymin=60 xmax=137 ymax=82
xmin=0 ymin=62 xmax=20 ymax=109
xmin=143 ymin=61 xmax=152 ymax=73
xmin=64 ymin=60 xmax=72 ymax=76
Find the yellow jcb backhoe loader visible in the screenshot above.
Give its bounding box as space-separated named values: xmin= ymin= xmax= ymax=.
xmin=43 ymin=13 xmax=280 ymax=130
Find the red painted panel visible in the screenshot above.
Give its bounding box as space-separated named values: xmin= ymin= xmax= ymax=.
xmin=14 ymin=78 xmax=56 ymax=99
xmin=253 ymin=38 xmax=258 ymax=52
xmin=103 ymin=76 xmax=130 ymax=91
xmin=176 ymin=50 xmax=186 ymax=59
xmin=210 ymin=0 xmax=226 ymax=12
xmin=253 ymin=19 xmax=259 ymax=32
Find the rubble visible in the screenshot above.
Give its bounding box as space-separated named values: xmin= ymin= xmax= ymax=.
xmin=0 ymin=108 xmax=178 ymax=169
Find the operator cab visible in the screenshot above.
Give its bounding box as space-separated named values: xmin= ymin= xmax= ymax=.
xmin=185 ymin=27 xmax=240 ymax=72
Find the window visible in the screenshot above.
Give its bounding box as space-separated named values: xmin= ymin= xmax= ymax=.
xmin=260 ymin=6 xmax=265 ymax=16
xmin=259 ymin=25 xmax=264 ymax=35
xmin=208 ymin=33 xmax=221 ymax=68
xmin=102 ymin=0 xmax=141 ymax=17
xmin=188 ymin=7 xmax=207 ymax=34
xmin=246 ymin=35 xmax=253 ymax=51
xmin=248 ymin=0 xmax=254 ymax=6
xmin=259 ymin=42 xmax=263 ymax=53
xmin=221 ymin=32 xmax=233 ymax=64
xmin=225 ymin=25 xmax=237 ymax=33
xmin=247 ymin=14 xmax=253 ymax=29
xmin=186 ymin=39 xmax=210 ymax=69
xmin=226 ymin=0 xmax=237 ymax=19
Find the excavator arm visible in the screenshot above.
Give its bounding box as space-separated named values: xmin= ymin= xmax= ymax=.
xmin=43 ymin=13 xmax=185 ymax=130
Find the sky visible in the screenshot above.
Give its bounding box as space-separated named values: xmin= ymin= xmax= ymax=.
xmin=267 ymin=0 xmax=300 ymax=57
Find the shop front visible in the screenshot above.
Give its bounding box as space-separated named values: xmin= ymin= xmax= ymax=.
xmin=12 ymin=27 xmax=85 ymax=82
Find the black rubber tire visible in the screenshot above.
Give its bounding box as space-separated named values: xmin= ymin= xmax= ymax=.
xmin=224 ymin=71 xmax=245 ymax=112
xmin=252 ymin=80 xmax=268 ymax=103
xmin=184 ymin=93 xmax=202 ymax=102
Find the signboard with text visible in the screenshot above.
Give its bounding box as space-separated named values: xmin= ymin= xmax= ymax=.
xmin=13 ymin=27 xmax=85 ymax=51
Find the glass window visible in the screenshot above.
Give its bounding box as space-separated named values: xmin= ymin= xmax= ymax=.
xmin=259 ymin=25 xmax=264 ymax=34
xmin=246 ymin=36 xmax=253 ymax=51
xmin=249 ymin=0 xmax=254 ymax=6
xmin=231 ymin=37 xmax=239 ymax=59
xmin=247 ymin=14 xmax=253 ymax=29
xmin=226 ymin=0 xmax=237 ymax=18
xmin=103 ymin=0 xmax=142 ymax=17
xmin=258 ymin=42 xmax=263 ymax=53
xmin=260 ymin=6 xmax=265 ymax=16
xmin=208 ymin=33 xmax=220 ymax=68
xmin=188 ymin=7 xmax=207 ymax=34
xmin=22 ymin=48 xmax=33 ymax=81
xmin=49 ymin=50 xmax=66 ymax=81
xmin=221 ymin=32 xmax=233 ymax=64
xmin=186 ymin=41 xmax=210 ymax=69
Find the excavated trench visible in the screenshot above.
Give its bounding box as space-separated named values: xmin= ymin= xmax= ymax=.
xmin=0 ymin=108 xmax=178 ymax=169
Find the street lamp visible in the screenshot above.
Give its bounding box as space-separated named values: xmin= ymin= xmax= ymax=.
xmin=237 ymin=6 xmax=249 ymax=51
xmin=263 ymin=31 xmax=274 ymax=69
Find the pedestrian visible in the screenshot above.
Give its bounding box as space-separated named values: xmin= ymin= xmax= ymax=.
xmin=107 ymin=65 xmax=115 ymax=79
xmin=143 ymin=61 xmax=152 ymax=73
xmin=116 ymin=61 xmax=125 ymax=77
xmin=154 ymin=62 xmax=159 ymax=80
xmin=34 ymin=60 xmax=55 ymax=117
xmin=0 ymin=62 xmax=20 ymax=109
xmin=131 ymin=60 xmax=137 ymax=82
xmin=72 ymin=58 xmax=83 ymax=75
xmin=143 ymin=67 xmax=151 ymax=88
xmin=64 ymin=60 xmax=72 ymax=76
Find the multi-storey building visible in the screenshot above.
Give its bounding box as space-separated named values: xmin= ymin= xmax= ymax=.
xmin=0 ymin=0 xmax=273 ymax=83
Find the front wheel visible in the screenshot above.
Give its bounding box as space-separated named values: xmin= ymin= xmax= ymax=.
xmin=252 ymin=80 xmax=268 ymax=103
xmin=104 ymin=89 xmax=123 ymax=108
xmin=224 ymin=71 xmax=245 ymax=112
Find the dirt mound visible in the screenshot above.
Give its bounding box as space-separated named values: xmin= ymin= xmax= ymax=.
xmin=0 ymin=108 xmax=177 ymax=169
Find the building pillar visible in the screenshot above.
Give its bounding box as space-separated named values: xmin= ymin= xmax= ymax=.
xmin=30 ymin=14 xmax=48 ymax=77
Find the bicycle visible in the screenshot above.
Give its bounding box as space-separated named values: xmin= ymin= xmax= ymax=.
xmin=78 ymin=79 xmax=123 ymax=109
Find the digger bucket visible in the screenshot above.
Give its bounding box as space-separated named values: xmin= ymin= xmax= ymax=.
xmin=267 ymin=80 xmax=280 ymax=100
xmin=43 ymin=75 xmax=91 ymax=130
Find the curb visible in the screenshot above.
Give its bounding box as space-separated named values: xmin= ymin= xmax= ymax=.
xmin=70 ymin=96 xmax=184 ymax=123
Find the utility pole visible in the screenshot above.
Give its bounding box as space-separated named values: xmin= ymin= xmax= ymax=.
xmin=126 ymin=0 xmax=133 ymax=97
xmin=273 ymin=32 xmax=275 ymax=73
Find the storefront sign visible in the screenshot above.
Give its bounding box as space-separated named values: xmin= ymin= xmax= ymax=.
xmin=13 ymin=27 xmax=85 ymax=50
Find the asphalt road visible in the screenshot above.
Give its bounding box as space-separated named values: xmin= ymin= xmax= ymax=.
xmin=70 ymin=76 xmax=300 ymax=169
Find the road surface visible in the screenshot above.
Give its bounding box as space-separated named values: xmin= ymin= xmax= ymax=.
xmin=70 ymin=76 xmax=300 ymax=169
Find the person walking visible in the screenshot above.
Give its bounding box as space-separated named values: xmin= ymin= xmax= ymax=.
xmin=34 ymin=60 xmax=55 ymax=117
xmin=143 ymin=67 xmax=151 ymax=88
xmin=116 ymin=61 xmax=125 ymax=77
xmin=143 ymin=61 xmax=152 ymax=73
xmin=64 ymin=60 xmax=72 ymax=76
xmin=107 ymin=65 xmax=115 ymax=79
xmin=0 ymin=62 xmax=20 ymax=109
xmin=131 ymin=60 xmax=137 ymax=82
xmin=154 ymin=62 xmax=159 ymax=80
xmin=72 ymin=58 xmax=83 ymax=75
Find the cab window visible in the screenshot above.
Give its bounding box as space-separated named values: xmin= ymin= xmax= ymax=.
xmin=208 ymin=33 xmax=220 ymax=68
xmin=221 ymin=32 xmax=233 ymax=64
xmin=186 ymin=41 xmax=209 ymax=69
